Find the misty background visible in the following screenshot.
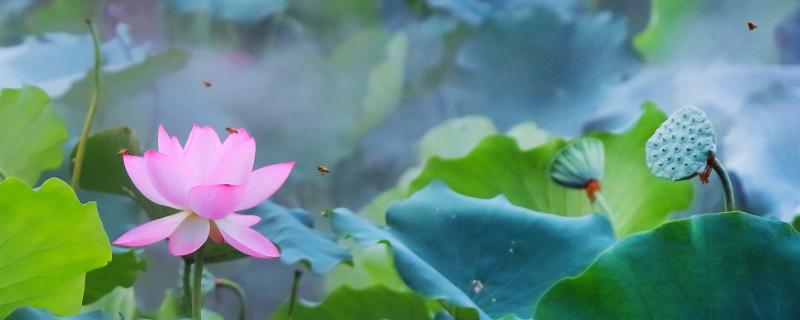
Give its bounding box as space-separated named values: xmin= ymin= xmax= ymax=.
xmin=3 ymin=0 xmax=800 ymax=318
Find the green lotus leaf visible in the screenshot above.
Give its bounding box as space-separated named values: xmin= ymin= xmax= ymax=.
xmin=83 ymin=247 xmax=147 ymax=305
xmin=271 ymin=284 xmax=431 ymax=320
xmin=0 ymin=177 xmax=111 ymax=318
xmin=410 ymin=102 xmax=693 ymax=236
xmin=328 ymin=181 xmax=616 ymax=319
xmin=0 ymin=86 xmax=68 ymax=186
xmin=536 ymin=212 xmax=800 ymax=319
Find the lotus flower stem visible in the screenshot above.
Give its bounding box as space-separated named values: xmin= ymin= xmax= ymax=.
xmin=288 ymin=269 xmax=303 ymax=318
xmin=712 ymin=158 xmax=735 ymax=212
xmin=182 ymin=260 xmax=193 ymax=317
xmin=593 ymin=191 xmax=614 ymax=217
xmin=192 ymin=245 xmax=206 ymax=319
xmin=70 ymin=19 xmax=102 ymax=189
xmin=215 ymin=279 xmax=249 ymax=320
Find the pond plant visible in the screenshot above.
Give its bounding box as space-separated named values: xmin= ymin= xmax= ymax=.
xmin=5 ymin=2 xmax=800 ymax=320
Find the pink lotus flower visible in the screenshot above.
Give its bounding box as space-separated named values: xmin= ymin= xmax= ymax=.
xmin=113 ymin=125 xmax=294 ymax=258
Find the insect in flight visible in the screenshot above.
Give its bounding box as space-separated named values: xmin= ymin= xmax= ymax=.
xmin=748 ymin=22 xmax=757 ymax=30
xmin=117 ymin=149 xmax=131 ymax=156
xmin=226 ymin=127 xmax=239 ymax=134
xmin=317 ymin=166 xmax=330 ymax=176
xmin=203 ymin=81 xmax=212 ymax=87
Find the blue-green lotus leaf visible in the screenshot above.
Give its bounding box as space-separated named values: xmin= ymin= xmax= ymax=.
xmin=536 ymin=212 xmax=800 ymax=319
xmin=329 ymin=181 xmax=616 ymax=319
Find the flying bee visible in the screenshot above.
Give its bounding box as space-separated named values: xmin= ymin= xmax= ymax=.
xmin=226 ymin=127 xmax=239 ymax=134
xmin=117 ymin=149 xmax=131 ymax=156
xmin=203 ymin=81 xmax=212 ymax=87
xmin=317 ymin=166 xmax=330 ymax=176
xmin=748 ymin=22 xmax=757 ymax=30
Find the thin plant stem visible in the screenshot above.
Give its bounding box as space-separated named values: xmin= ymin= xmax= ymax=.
xmin=287 ymin=270 xmax=303 ymax=319
xmin=192 ymin=245 xmax=206 ymax=319
xmin=182 ymin=260 xmax=193 ymax=317
xmin=593 ymin=191 xmax=614 ymax=217
xmin=70 ymin=19 xmax=102 ymax=189
xmin=712 ymin=157 xmax=736 ymax=212
xmin=215 ymin=279 xmax=249 ymax=320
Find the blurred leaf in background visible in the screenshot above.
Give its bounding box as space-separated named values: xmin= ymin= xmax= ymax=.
xmin=272 ymin=284 xmax=432 ymax=320
xmin=0 ymin=86 xmax=67 ymax=186
xmin=83 ymin=247 xmax=148 ymax=305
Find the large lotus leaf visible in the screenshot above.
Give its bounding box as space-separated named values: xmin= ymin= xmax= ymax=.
xmin=69 ymin=127 xmax=177 ymax=220
xmin=452 ymin=8 xmax=637 ymax=135
xmin=83 ymin=247 xmax=147 ymax=305
xmin=0 ymin=86 xmax=68 ymax=186
xmin=410 ymin=102 xmax=693 ymax=236
xmin=328 ymin=181 xmax=616 ymax=319
xmin=202 ymin=201 xmax=352 ymax=272
xmin=271 ymin=284 xmax=431 ymax=320
xmin=535 ymin=212 xmax=800 ymax=319
xmin=0 ymin=177 xmax=111 ymax=317
xmin=7 ymin=307 xmax=110 ymax=320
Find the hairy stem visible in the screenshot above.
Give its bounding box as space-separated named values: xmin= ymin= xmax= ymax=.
xmin=192 ymin=245 xmax=206 ymax=319
xmin=182 ymin=260 xmax=193 ymax=317
xmin=70 ymin=19 xmax=102 ymax=189
xmin=215 ymin=279 xmax=249 ymax=320
xmin=713 ymin=158 xmax=736 ymax=212
xmin=287 ymin=270 xmax=303 ymax=318
xmin=593 ymin=191 xmax=614 ymax=217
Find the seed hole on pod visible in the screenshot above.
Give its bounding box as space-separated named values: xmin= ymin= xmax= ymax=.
xmin=687 ymin=148 xmax=692 ymax=152
xmin=658 ymin=163 xmax=663 ymax=166
xmin=674 ymin=146 xmax=679 ymax=151
xmin=668 ymin=156 xmax=672 ymax=161
xmin=671 ymin=166 xmax=676 ymax=170
xmin=690 ymin=136 xmax=695 ymax=141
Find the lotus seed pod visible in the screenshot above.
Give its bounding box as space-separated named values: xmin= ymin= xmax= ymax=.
xmin=550 ymin=138 xmax=605 ymax=189
xmin=645 ymin=105 xmax=716 ymax=181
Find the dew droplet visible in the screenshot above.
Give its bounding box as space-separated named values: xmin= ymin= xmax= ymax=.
xmin=509 ymin=248 xmax=515 ymax=253
xmin=492 ymin=298 xmax=497 ymax=303
xmin=511 ymin=240 xmax=516 ymax=244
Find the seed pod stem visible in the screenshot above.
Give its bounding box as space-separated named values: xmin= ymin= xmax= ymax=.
xmin=593 ymin=191 xmax=614 ymax=217
xmin=712 ymin=158 xmax=735 ymax=212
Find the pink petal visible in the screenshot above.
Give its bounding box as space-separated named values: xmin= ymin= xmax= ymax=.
xmin=187 ymin=184 xmax=246 ymax=220
xmin=146 ymin=151 xmax=199 ymax=209
xmin=113 ymin=211 xmax=191 ymax=246
xmin=211 ymin=138 xmax=255 ymax=185
xmin=209 ymin=222 xmax=224 ymax=243
xmin=183 ymin=125 xmax=221 ymax=184
xmin=168 ymin=214 xmax=211 ymax=256
xmin=220 ymin=128 xmax=250 ymax=156
xmin=170 ymin=136 xmax=185 ymax=162
xmin=216 ymin=218 xmax=279 ymax=258
xmin=123 ymin=155 xmax=173 ymax=207
xmin=226 ymin=213 xmax=261 ymax=227
xmin=237 ymin=161 xmax=295 ymax=210
xmin=157 ymin=125 xmax=177 ymax=157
